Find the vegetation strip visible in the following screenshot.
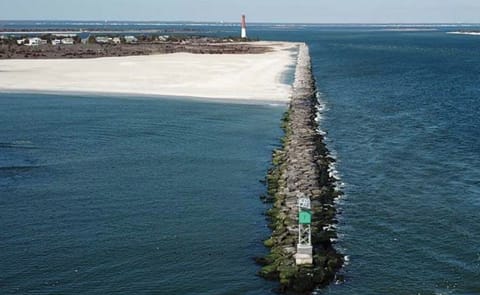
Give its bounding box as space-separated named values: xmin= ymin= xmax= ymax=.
xmin=257 ymin=43 xmax=344 ymax=293
xmin=0 ymin=35 xmax=269 ymax=59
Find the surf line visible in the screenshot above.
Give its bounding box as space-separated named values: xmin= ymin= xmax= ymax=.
xmin=257 ymin=43 xmax=344 ymax=293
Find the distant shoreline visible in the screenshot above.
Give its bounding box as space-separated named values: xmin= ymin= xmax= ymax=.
xmin=0 ymin=89 xmax=290 ymax=106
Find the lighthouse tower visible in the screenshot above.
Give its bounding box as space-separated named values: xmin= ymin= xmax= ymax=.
xmin=241 ymin=14 xmax=247 ymax=39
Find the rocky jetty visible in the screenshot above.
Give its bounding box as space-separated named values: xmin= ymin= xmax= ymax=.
xmin=257 ymin=43 xmax=344 ymax=293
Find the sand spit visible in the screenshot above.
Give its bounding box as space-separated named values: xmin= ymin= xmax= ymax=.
xmin=0 ymin=42 xmax=298 ymax=103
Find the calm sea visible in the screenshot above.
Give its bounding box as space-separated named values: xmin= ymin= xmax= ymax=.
xmin=306 ymin=27 xmax=480 ymax=295
xmin=1 ymin=22 xmax=480 ymax=294
xmin=0 ymin=94 xmax=284 ymax=294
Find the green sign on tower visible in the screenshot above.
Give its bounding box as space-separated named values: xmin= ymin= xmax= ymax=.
xmin=299 ymin=210 xmax=312 ymax=224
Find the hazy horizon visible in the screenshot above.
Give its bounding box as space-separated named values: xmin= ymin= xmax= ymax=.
xmin=0 ymin=20 xmax=479 ymax=25
xmin=0 ymin=0 xmax=479 ymax=24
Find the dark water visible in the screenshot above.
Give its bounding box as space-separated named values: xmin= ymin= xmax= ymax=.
xmin=2 ymin=22 xmax=480 ymax=294
xmin=0 ymin=94 xmax=284 ymax=294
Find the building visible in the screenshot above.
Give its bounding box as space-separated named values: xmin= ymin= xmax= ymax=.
xmin=26 ymin=37 xmax=42 ymax=46
xmin=124 ymin=36 xmax=138 ymax=44
xmin=61 ymin=38 xmax=74 ymax=45
xmin=95 ymin=36 xmax=110 ymax=44
xmin=51 ymin=39 xmax=61 ymax=45
xmin=112 ymin=37 xmax=121 ymax=44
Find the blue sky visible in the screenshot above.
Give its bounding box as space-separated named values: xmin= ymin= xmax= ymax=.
xmin=0 ymin=0 xmax=479 ymax=23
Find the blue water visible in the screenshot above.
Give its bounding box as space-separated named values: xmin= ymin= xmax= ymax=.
xmin=0 ymin=94 xmax=283 ymax=294
xmin=1 ymin=22 xmax=480 ymax=294
xmin=309 ymin=30 xmax=480 ymax=294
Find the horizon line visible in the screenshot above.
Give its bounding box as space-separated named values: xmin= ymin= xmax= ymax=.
xmin=1 ymin=19 xmax=480 ymax=25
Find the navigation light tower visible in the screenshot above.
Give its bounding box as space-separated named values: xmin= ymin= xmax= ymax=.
xmin=295 ymin=195 xmax=313 ymax=265
xmin=241 ymin=15 xmax=247 ymax=39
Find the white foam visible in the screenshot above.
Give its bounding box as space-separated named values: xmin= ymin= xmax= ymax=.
xmin=315 ymin=80 xmax=349 ymax=269
xmin=447 ymin=31 xmax=480 ymax=36
xmin=343 ymin=255 xmax=350 ymax=266
xmin=323 ymin=224 xmax=337 ymax=231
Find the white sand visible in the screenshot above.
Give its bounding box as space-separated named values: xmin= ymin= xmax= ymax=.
xmin=0 ymin=41 xmax=298 ymax=103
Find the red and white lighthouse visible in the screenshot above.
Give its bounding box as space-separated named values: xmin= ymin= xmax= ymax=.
xmin=241 ymin=14 xmax=247 ymax=39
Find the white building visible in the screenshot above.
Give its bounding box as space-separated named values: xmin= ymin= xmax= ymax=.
xmin=61 ymin=38 xmax=74 ymax=45
xmin=95 ymin=36 xmax=110 ymax=44
xmin=26 ymin=37 xmax=42 ymax=46
xmin=112 ymin=37 xmax=121 ymax=44
xmin=124 ymin=36 xmax=138 ymax=44
xmin=51 ymin=39 xmax=61 ymax=45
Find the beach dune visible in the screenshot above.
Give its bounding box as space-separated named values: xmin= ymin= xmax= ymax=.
xmin=0 ymin=42 xmax=298 ymax=103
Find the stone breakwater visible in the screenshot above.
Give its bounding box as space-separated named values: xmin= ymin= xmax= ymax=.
xmin=257 ymin=44 xmax=344 ymax=293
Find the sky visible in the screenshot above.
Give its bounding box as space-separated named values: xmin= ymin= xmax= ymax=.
xmin=0 ymin=0 xmax=479 ymax=23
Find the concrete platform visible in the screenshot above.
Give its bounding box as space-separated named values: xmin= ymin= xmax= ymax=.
xmin=295 ymin=245 xmax=313 ymax=265
xmin=295 ymin=253 xmax=313 ymax=265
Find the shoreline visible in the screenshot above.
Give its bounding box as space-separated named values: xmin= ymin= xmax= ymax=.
xmin=0 ymin=41 xmax=298 ymax=103
xmin=257 ymin=44 xmax=344 ymax=293
xmin=0 ymin=89 xmax=290 ymax=106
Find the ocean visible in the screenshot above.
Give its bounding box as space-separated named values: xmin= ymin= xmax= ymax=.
xmin=309 ymin=27 xmax=480 ymax=295
xmin=0 ymin=94 xmax=283 ymax=294
xmin=1 ymin=22 xmax=480 ymax=294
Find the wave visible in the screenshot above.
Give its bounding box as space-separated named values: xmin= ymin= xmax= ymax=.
xmin=0 ymin=165 xmax=39 ymax=170
xmin=315 ymin=91 xmax=347 ymax=243
xmin=382 ymin=28 xmax=438 ymax=32
xmin=447 ymin=31 xmax=480 ymax=36
xmin=315 ymin=92 xmax=344 ymax=192
xmin=0 ymin=141 xmax=37 ymax=149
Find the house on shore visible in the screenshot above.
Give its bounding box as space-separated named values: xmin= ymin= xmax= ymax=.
xmin=112 ymin=37 xmax=121 ymax=44
xmin=61 ymin=38 xmax=74 ymax=45
xmin=17 ymin=38 xmax=27 ymax=45
xmin=95 ymin=36 xmax=111 ymax=44
xmin=26 ymin=37 xmax=47 ymax=46
xmin=124 ymin=36 xmax=138 ymax=44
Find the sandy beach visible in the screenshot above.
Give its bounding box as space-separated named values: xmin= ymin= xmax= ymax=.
xmin=0 ymin=41 xmax=298 ymax=102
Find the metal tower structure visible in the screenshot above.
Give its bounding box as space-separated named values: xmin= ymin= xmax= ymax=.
xmin=295 ymin=195 xmax=313 ymax=265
